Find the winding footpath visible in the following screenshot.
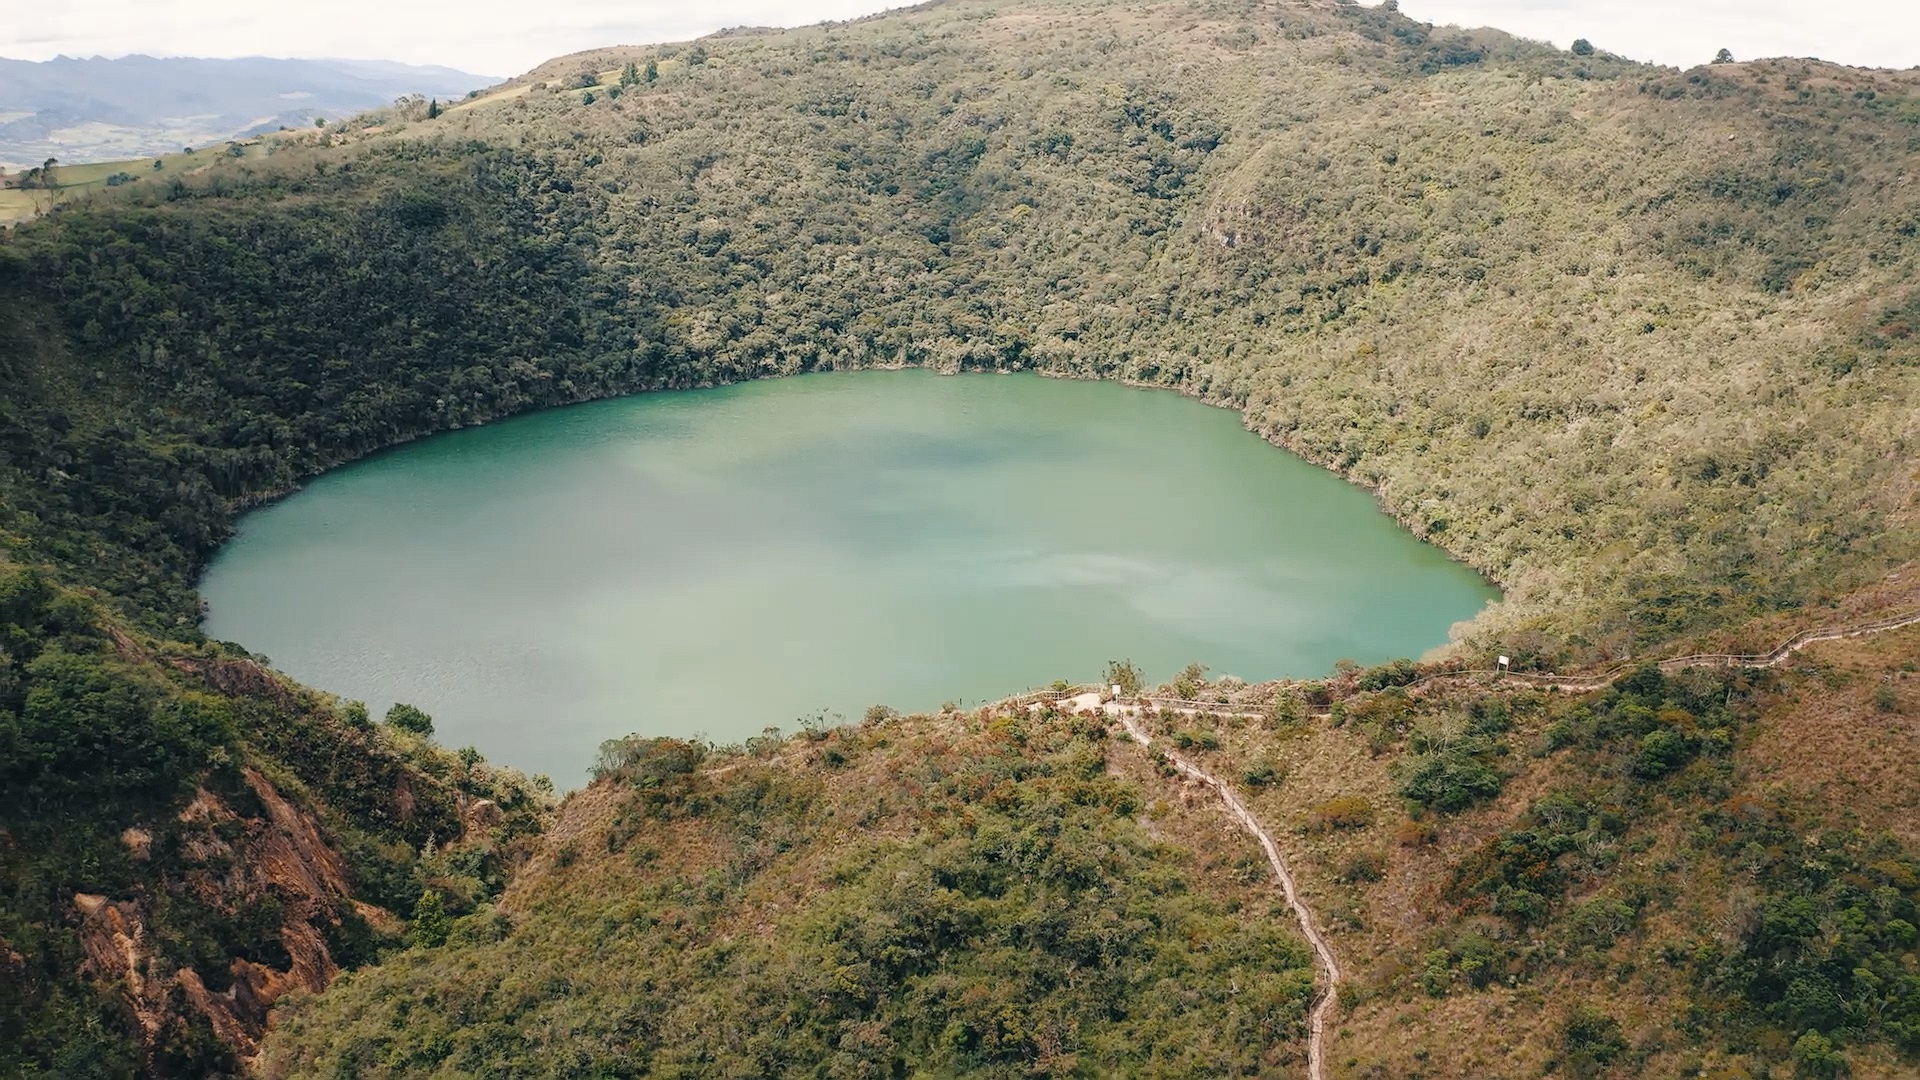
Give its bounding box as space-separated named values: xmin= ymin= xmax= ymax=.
xmin=1096 ymin=697 xmax=1342 ymax=1080
xmin=1046 ymin=605 xmax=1920 ymax=1080
xmin=700 ymin=611 xmax=1920 ymax=1078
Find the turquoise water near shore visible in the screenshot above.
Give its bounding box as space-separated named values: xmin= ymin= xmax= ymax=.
xmin=201 ymin=370 xmax=1496 ymax=782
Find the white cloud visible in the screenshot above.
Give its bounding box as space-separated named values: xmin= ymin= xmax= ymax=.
xmin=2 ymin=0 xmax=1915 ymax=77
xmin=0 ymin=0 xmax=904 ymax=77
xmin=1399 ymin=0 xmax=1920 ymax=71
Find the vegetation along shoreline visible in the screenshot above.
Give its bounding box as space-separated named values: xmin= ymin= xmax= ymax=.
xmin=2 ymin=0 xmax=1917 ymax=1075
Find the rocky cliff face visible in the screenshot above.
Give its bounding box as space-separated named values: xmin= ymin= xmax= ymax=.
xmin=73 ymin=767 xmax=384 ymax=1068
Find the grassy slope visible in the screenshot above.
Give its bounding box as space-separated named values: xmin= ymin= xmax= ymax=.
xmin=263 ymin=595 xmax=1920 ymax=1078
xmin=1187 ymin=617 xmax=1920 ymax=1076
xmin=0 ymin=143 xmax=271 ymax=226
xmin=262 ymin=709 xmax=1317 ymax=1077
xmin=0 ymin=86 xmax=664 ymax=1066
xmin=0 ymin=0 xmax=1917 ymax=1074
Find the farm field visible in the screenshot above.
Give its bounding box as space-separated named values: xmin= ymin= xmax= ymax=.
xmin=1 ymin=141 xmax=273 ymax=226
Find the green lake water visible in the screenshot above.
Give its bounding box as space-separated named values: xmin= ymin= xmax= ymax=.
xmin=201 ymin=370 xmax=1496 ymax=782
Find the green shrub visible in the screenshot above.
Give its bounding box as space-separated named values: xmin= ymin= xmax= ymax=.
xmin=1170 ymin=728 xmax=1220 ymax=751
xmin=1448 ymin=787 xmax=1630 ymax=928
xmin=1170 ymin=662 xmax=1207 ymax=701
xmin=1399 ymin=748 xmax=1504 ymax=813
xmin=1696 ymin=806 xmax=1920 ymax=1053
xmin=1338 ymin=850 xmax=1387 ymax=883
xmin=1242 ymin=755 xmax=1286 ymax=788
xmin=592 ymin=736 xmax=705 ymax=787
xmin=1566 ymin=896 xmax=1637 ymax=949
xmin=1631 ymin=728 xmax=1695 ymax=778
xmin=1419 ymin=930 xmax=1503 ymax=995
xmin=408 ymin=890 xmax=450 ymax=948
xmin=1791 ymin=1031 xmax=1845 ymax=1078
xmin=1104 ymin=659 xmax=1144 ymax=697
xmin=1309 ymin=796 xmax=1375 ymax=831
xmin=1561 ymin=1006 xmax=1626 ymax=1069
xmin=1357 ymin=659 xmax=1418 ymax=692
xmin=385 ymin=702 xmax=434 ymax=736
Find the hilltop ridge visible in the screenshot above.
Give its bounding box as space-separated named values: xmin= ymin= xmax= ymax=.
xmin=0 ymin=0 xmax=1917 ymax=1073
xmin=0 ymin=55 xmax=495 ymax=168
xmin=184 ymin=0 xmax=1920 ymax=654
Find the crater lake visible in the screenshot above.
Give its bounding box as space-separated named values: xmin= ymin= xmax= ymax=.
xmin=201 ymin=370 xmax=1498 ymax=782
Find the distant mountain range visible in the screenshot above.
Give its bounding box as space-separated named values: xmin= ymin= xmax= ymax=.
xmin=0 ymin=55 xmax=496 ymax=168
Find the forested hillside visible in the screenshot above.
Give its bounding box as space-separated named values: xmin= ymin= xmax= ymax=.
xmin=10 ymin=0 xmax=1920 ymax=651
xmin=1 ymin=0 xmax=1918 ymax=1074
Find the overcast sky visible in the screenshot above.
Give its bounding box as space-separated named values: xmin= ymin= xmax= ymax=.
xmin=3 ymin=0 xmax=1916 ymax=79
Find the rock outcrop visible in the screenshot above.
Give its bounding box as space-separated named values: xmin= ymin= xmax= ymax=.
xmin=72 ymin=768 xmax=381 ymax=1068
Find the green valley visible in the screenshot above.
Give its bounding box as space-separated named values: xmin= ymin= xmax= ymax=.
xmin=1 ymin=0 xmax=1917 ymax=1075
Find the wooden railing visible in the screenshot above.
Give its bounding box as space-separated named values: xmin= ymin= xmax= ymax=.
xmin=995 ymin=608 xmax=1920 ymax=713
xmin=997 ymin=683 xmax=1106 ymax=709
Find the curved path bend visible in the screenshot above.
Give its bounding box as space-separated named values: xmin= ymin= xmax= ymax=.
xmin=1094 ymin=696 xmax=1341 ymax=1080
xmin=1042 ymin=606 xmax=1920 ymax=1079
